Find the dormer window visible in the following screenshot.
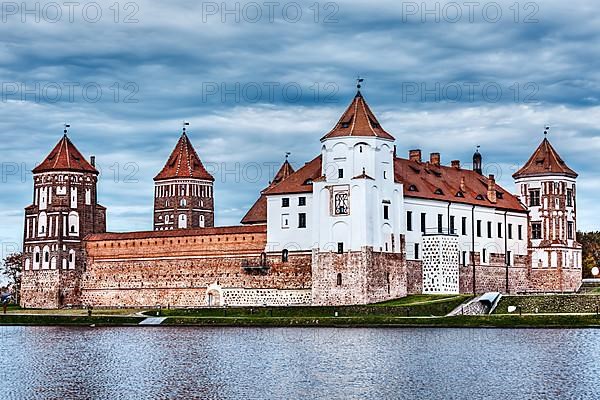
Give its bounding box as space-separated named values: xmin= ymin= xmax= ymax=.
xmin=456 ymin=191 xmax=464 ymax=198
xmin=341 ymin=122 xmax=350 ymax=128
xmin=434 ymin=188 xmax=444 ymax=195
xmin=304 ymin=179 xmax=313 ymax=185
xmin=408 ymin=185 xmax=418 ymax=192
xmin=476 ymin=194 xmax=484 ymax=200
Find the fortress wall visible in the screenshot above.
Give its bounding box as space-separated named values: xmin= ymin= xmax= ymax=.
xmin=80 ymin=226 xmax=312 ymax=307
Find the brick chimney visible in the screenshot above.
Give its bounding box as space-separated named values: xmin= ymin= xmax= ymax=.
xmin=409 ymin=149 xmax=422 ymax=162
xmin=487 ymin=174 xmax=497 ymax=203
xmin=90 ymin=156 xmax=96 ymax=168
xmin=460 ymin=176 xmax=466 ymax=192
xmin=430 ymin=152 xmax=440 ymax=166
xmin=451 ymin=160 xmax=460 ymax=169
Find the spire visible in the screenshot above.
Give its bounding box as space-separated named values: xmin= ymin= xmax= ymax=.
xmin=32 ymin=129 xmax=97 ymax=174
xmin=473 ymin=145 xmax=482 ymax=175
xmin=154 ymin=127 xmax=214 ymax=181
xmin=513 ymin=134 xmax=577 ymax=179
xmin=320 ymin=86 xmax=394 ymax=141
xmin=271 ymin=154 xmax=295 ymax=186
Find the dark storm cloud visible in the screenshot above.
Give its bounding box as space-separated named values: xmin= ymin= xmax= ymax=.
xmin=1 ymin=0 xmax=599 ymax=249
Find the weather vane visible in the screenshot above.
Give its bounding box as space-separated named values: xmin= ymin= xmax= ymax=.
xmin=285 ymin=152 xmax=291 ymax=159
xmin=183 ymin=121 xmax=190 ymax=133
xmin=476 ymin=145 xmax=480 ymax=152
xmin=63 ymin=123 xmax=70 ymax=135
xmin=356 ymin=75 xmax=364 ymax=89
xmin=544 ymin=126 xmax=550 ymax=137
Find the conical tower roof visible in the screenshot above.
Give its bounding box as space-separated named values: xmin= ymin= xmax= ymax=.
xmin=321 ymin=91 xmax=394 ymax=141
xmin=32 ymin=134 xmax=97 ymax=174
xmin=154 ymin=132 xmax=214 ymax=181
xmin=513 ymin=138 xmax=577 ymax=179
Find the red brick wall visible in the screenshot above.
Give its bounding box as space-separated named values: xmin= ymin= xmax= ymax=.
xmin=80 ymin=231 xmax=311 ymax=307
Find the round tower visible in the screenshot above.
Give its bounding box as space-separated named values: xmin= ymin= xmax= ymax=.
xmin=513 ymin=132 xmax=581 ymax=273
xmin=153 ymin=125 xmax=214 ymax=230
xmin=21 ymin=128 xmax=106 ymax=308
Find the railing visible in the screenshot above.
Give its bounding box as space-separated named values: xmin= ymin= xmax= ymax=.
xmin=421 ymin=228 xmax=458 ymax=236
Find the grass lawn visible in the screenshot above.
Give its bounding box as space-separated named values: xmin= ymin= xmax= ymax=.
xmin=375 ymin=294 xmax=468 ymax=306
xmin=4 ymin=308 xmax=145 ymax=316
xmin=145 ymin=294 xmax=473 ymax=319
xmin=494 ymin=294 xmax=600 ymax=314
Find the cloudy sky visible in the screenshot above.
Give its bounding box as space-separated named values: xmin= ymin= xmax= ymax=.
xmin=1 ymin=0 xmax=600 ymax=257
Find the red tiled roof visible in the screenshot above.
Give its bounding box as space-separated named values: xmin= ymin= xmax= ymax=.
xmin=395 ymin=158 xmax=526 ymax=212
xmin=262 ymin=155 xmax=322 ymax=195
xmin=257 ymin=152 xmax=525 ymax=212
xmin=321 ymin=91 xmax=395 ymax=141
xmin=33 ymin=135 xmax=98 ymax=174
xmin=85 ymin=224 xmax=266 ymax=241
xmin=154 ymin=133 xmax=214 ymax=181
xmin=241 ymin=159 xmax=295 ymax=224
xmin=513 ymin=138 xmax=577 ymax=179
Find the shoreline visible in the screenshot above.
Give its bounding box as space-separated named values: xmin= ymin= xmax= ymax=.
xmin=2 ymin=313 xmax=600 ymax=329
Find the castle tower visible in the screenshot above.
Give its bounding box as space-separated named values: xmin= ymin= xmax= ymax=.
xmin=154 ymin=127 xmax=214 ymax=230
xmin=311 ymin=87 xmax=406 ymax=305
xmin=21 ymin=131 xmax=106 ymax=308
xmin=513 ymin=134 xmax=582 ymax=272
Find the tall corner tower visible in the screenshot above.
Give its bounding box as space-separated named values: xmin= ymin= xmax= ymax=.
xmin=513 ymin=133 xmax=581 ymax=273
xmin=21 ymin=129 xmax=106 ymax=308
xmin=153 ymin=126 xmax=214 ymax=230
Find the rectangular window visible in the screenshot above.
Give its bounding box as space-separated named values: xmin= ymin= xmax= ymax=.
xmin=508 ymin=223 xmax=513 ymax=239
xmin=518 ymin=225 xmax=523 ymax=240
xmin=281 ymin=214 xmax=289 ymax=229
xmin=566 ymin=189 xmax=573 ymax=207
xmin=483 ymin=249 xmax=487 ymax=263
xmin=383 ymin=205 xmax=389 ymax=220
xmin=298 ymin=197 xmax=306 ymax=206
xmin=414 ymin=243 xmax=419 ymax=259
xmin=450 ymin=216 xmax=455 ymax=235
xmin=498 ymin=222 xmax=503 ymax=238
xmin=462 ymin=251 xmax=467 ymax=267
xmin=437 ymin=214 xmax=443 ymax=233
xmin=462 ymin=217 xmax=467 ymax=236
xmin=477 ymin=220 xmax=482 ymax=237
xmin=487 ymin=221 xmax=492 ymax=238
xmin=407 ymin=211 xmax=413 ymax=231
xmin=529 ymin=189 xmax=541 ymax=206
xmin=421 ymin=213 xmax=426 ymax=234
xmin=507 ymin=251 xmax=512 ymax=266
xmin=338 ymin=169 xmax=344 ymax=179
xmin=282 ymin=198 xmax=289 ymax=207
xmin=298 ymin=213 xmax=306 ymax=228
xmin=567 ymin=221 xmax=574 ymax=240
xmin=337 ymin=242 xmax=344 ymax=254
xmin=532 ymin=222 xmax=542 ymax=240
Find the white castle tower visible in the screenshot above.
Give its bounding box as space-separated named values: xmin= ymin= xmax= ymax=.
xmin=513 ymin=131 xmax=582 ymax=271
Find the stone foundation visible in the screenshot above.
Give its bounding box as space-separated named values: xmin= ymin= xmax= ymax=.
xmin=311 ymin=247 xmax=407 ymax=306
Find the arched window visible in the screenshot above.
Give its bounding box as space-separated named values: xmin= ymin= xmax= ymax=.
xmin=178 ymin=214 xmax=187 ymax=229
xmin=38 ymin=212 xmax=48 ymax=236
xmin=68 ymin=250 xmax=76 ymax=269
xmin=180 ymin=199 xmax=187 ymax=207
xmin=35 ymin=250 xmax=40 ymax=263
xmin=68 ymin=212 xmax=79 ymax=236
xmin=282 ymin=249 xmax=289 ymax=262
xmin=42 ymin=246 xmax=50 ymax=269
xmin=199 ymin=215 xmax=205 ymax=228
xmin=336 ymin=273 xmax=342 ymax=286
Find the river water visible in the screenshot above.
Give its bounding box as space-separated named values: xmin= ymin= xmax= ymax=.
xmin=1 ymin=326 xmax=599 ymax=399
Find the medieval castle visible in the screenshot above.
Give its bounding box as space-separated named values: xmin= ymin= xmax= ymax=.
xmin=20 ymin=90 xmax=582 ymax=308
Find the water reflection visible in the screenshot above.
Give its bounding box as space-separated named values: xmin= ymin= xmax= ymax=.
xmin=1 ymin=327 xmax=599 ymax=399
